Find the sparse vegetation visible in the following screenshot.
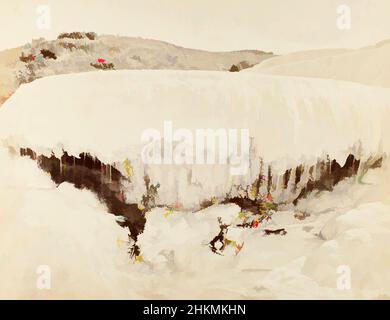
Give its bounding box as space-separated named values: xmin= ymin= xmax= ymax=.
xmin=19 ymin=52 xmax=36 ymax=63
xmin=90 ymin=62 xmax=115 ymax=70
xmin=141 ymin=175 xmax=160 ymax=211
xmin=199 ymin=197 xmax=218 ymax=210
xmin=40 ymin=49 xmax=57 ymax=60
xmin=229 ymin=64 xmax=240 ymax=72
xmin=58 ymin=32 xmax=84 ymax=40
xmin=59 ymin=42 xmax=89 ymax=52
xmin=59 ymin=42 xmax=77 ymax=50
xmin=58 ymin=32 xmax=81 ymax=40
xmin=229 ymin=61 xmax=254 ymax=72
xmin=58 ymin=31 xmax=97 ymax=40
xmin=16 ymin=63 xmax=38 ymax=84
xmin=85 ymin=32 xmax=97 ymax=40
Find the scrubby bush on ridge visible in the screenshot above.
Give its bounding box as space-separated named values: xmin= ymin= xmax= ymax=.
xmin=57 ymin=32 xmax=97 ymax=40
xmin=90 ymin=62 xmax=115 ymax=70
xmin=40 ymin=49 xmax=57 ymax=60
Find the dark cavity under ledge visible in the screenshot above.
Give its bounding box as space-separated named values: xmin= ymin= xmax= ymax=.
xmin=20 ymin=147 xmax=145 ymax=257
xmin=19 ymin=147 xmax=383 ymax=257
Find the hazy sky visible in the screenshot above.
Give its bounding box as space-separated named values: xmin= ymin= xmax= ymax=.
xmin=1 ymin=0 xmax=390 ymax=53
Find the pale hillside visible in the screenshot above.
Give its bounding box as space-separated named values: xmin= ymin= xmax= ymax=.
xmin=0 ymin=33 xmax=273 ymax=107
xmin=250 ymin=40 xmax=390 ymax=88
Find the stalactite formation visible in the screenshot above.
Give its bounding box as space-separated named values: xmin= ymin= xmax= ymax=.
xmin=20 ymin=147 xmax=145 ymax=257
xmin=19 ymin=147 xmax=384 ymax=257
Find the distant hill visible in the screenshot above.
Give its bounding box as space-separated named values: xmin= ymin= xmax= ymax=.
xmin=0 ymin=32 xmax=274 ymax=106
xmin=249 ymin=40 xmax=390 ymax=88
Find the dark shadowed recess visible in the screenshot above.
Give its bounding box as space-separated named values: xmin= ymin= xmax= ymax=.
xmin=19 ymin=148 xmax=382 ymax=257
xmin=222 ymin=154 xmax=382 ymax=213
xmin=20 ymin=148 xmax=144 ymax=257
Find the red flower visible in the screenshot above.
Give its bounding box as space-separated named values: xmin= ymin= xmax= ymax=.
xmin=252 ymin=220 xmax=260 ymax=228
xmin=98 ymin=58 xmax=106 ymax=63
xmin=265 ymin=192 xmax=273 ymax=202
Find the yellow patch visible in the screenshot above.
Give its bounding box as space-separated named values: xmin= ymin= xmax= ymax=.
xmin=135 ymin=255 xmax=144 ymax=263
xmin=250 ymin=186 xmax=258 ymax=199
xmin=238 ymin=211 xmax=247 ymax=220
xmin=164 ymin=208 xmax=174 ymax=218
xmin=123 ymin=158 xmax=133 ymax=178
